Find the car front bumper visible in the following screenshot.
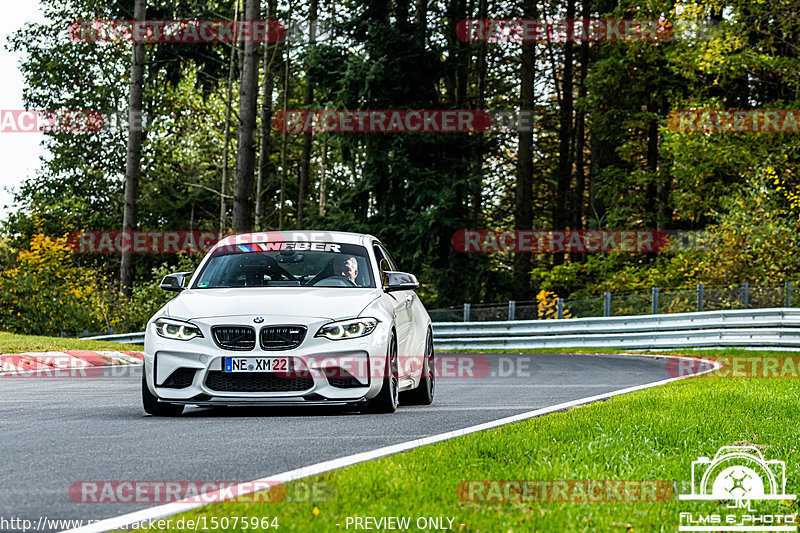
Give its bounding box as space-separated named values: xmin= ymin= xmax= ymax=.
xmin=143 ymin=316 xmax=390 ymax=405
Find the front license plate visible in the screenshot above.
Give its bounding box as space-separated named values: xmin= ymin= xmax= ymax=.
xmin=224 ymin=357 xmax=290 ymax=373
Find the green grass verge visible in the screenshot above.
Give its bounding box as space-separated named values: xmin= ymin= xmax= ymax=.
xmin=0 ymin=332 xmax=142 ymax=354
xmin=136 ymin=352 xmax=800 ymax=532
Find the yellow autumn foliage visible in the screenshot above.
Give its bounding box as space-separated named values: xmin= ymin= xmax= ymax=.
xmin=0 ymin=234 xmax=111 ymax=335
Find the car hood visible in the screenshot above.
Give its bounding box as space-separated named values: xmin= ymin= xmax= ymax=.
xmin=165 ymin=287 xmax=383 ymax=321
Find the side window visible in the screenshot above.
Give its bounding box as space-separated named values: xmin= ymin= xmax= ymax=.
xmin=378 ymin=245 xmax=397 ymax=271
xmin=373 ymin=244 xmax=391 ymax=276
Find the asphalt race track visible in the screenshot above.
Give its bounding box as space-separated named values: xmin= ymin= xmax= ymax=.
xmin=0 ymin=353 xmax=674 ymax=532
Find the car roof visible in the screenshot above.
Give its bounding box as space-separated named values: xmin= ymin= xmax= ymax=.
xmin=212 ymin=230 xmax=379 ymax=249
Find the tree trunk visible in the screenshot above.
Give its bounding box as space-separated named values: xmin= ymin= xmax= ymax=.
xmin=232 ymin=0 xmax=261 ymax=232
xmin=256 ymin=0 xmax=278 ymax=230
xmin=444 ymin=0 xmax=467 ymax=105
xmin=297 ymin=0 xmax=318 ymax=229
xmin=319 ymin=140 xmax=327 ymax=216
xmin=646 ymin=97 xmax=658 ymax=229
xmin=120 ymin=0 xmax=146 ymax=297
xmin=553 ymin=0 xmax=575 ymax=266
xmin=221 ymin=0 xmax=241 ymax=234
xmin=570 ymin=0 xmax=589 ymax=262
xmin=656 ymin=95 xmax=671 ymax=230
xmin=514 ymin=0 xmax=536 ymax=298
xmin=278 ymin=4 xmax=292 ymax=230
xmin=415 ymin=0 xmax=427 ymax=45
xmin=471 ymin=0 xmax=487 ymax=221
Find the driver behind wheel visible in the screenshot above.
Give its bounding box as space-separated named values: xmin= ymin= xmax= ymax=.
xmin=333 ymin=256 xmax=359 ymax=284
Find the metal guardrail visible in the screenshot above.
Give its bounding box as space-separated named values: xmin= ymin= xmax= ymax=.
xmin=432 ymin=308 xmax=800 ymax=350
xmin=85 ymin=308 xmax=800 ymax=350
xmin=82 ymin=332 xmax=146 ymax=345
xmin=428 ymin=283 xmax=798 ymax=322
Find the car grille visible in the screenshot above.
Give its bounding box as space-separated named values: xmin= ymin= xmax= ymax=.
xmin=204 ymin=371 xmax=314 ymax=393
xmin=212 ymin=326 xmax=256 ymax=350
xmin=259 ymin=326 xmax=306 ymax=350
xmin=161 ymin=368 xmax=197 ymax=389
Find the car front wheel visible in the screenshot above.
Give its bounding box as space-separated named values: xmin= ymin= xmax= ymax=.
xmin=364 ymin=334 xmax=399 ymax=414
xmin=401 ymin=329 xmax=435 ymax=406
xmin=142 ymin=372 xmax=184 ymax=417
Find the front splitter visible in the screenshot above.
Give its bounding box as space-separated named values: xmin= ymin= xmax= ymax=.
xmin=165 ymin=397 xmax=367 ymax=408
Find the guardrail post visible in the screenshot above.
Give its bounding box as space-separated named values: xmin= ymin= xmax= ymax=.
xmin=463 ymin=303 xmax=471 ymax=322
xmin=651 ymin=287 xmax=659 ymax=314
xmin=508 ymin=300 xmax=516 ymax=321
xmin=786 ymin=282 xmax=793 ymax=307
xmin=697 ymin=284 xmax=704 ymax=312
xmin=603 ymin=292 xmax=611 ymax=317
xmin=82 ymin=329 xmax=88 ymax=337
xmin=557 ymin=298 xmax=564 ymax=319
xmin=741 ymin=282 xmax=749 ymax=309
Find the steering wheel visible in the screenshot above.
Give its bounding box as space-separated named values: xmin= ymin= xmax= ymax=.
xmin=311 ymin=275 xmax=357 ymax=287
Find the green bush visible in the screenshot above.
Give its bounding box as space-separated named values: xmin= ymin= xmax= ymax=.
xmin=0 ymin=234 xmax=203 ymax=337
xmin=0 ymin=234 xmax=108 ymax=335
xmin=533 ymin=171 xmax=800 ymax=302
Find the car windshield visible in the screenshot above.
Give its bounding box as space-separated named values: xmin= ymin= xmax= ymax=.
xmin=192 ymin=242 xmax=375 ymax=289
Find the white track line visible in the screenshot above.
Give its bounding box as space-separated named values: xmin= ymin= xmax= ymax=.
xmin=62 ymin=354 xmax=721 ymax=533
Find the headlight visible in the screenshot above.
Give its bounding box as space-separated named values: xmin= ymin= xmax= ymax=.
xmin=154 ymin=318 xmax=204 ymax=341
xmin=316 ymin=318 xmax=379 ymax=340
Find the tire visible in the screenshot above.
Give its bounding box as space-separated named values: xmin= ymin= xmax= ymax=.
xmin=364 ymin=334 xmax=399 ymax=414
xmin=400 ymin=329 xmax=435 ymax=406
xmin=142 ymin=372 xmax=184 ymax=417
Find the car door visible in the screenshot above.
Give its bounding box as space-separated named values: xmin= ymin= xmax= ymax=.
xmin=374 ymin=243 xmax=414 ymax=368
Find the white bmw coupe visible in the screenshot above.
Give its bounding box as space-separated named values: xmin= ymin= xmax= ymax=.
xmin=142 ymin=231 xmax=434 ymax=416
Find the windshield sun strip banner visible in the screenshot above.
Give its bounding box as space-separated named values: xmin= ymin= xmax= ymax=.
xmin=218 ymin=242 xmax=344 ymax=255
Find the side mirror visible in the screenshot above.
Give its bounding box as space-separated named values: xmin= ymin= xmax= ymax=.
xmin=160 ymin=271 xmax=193 ymax=292
xmin=382 ymin=271 xmax=420 ymax=292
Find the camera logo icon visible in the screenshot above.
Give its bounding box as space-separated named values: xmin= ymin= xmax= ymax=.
xmin=679 ymin=446 xmax=795 ymax=505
